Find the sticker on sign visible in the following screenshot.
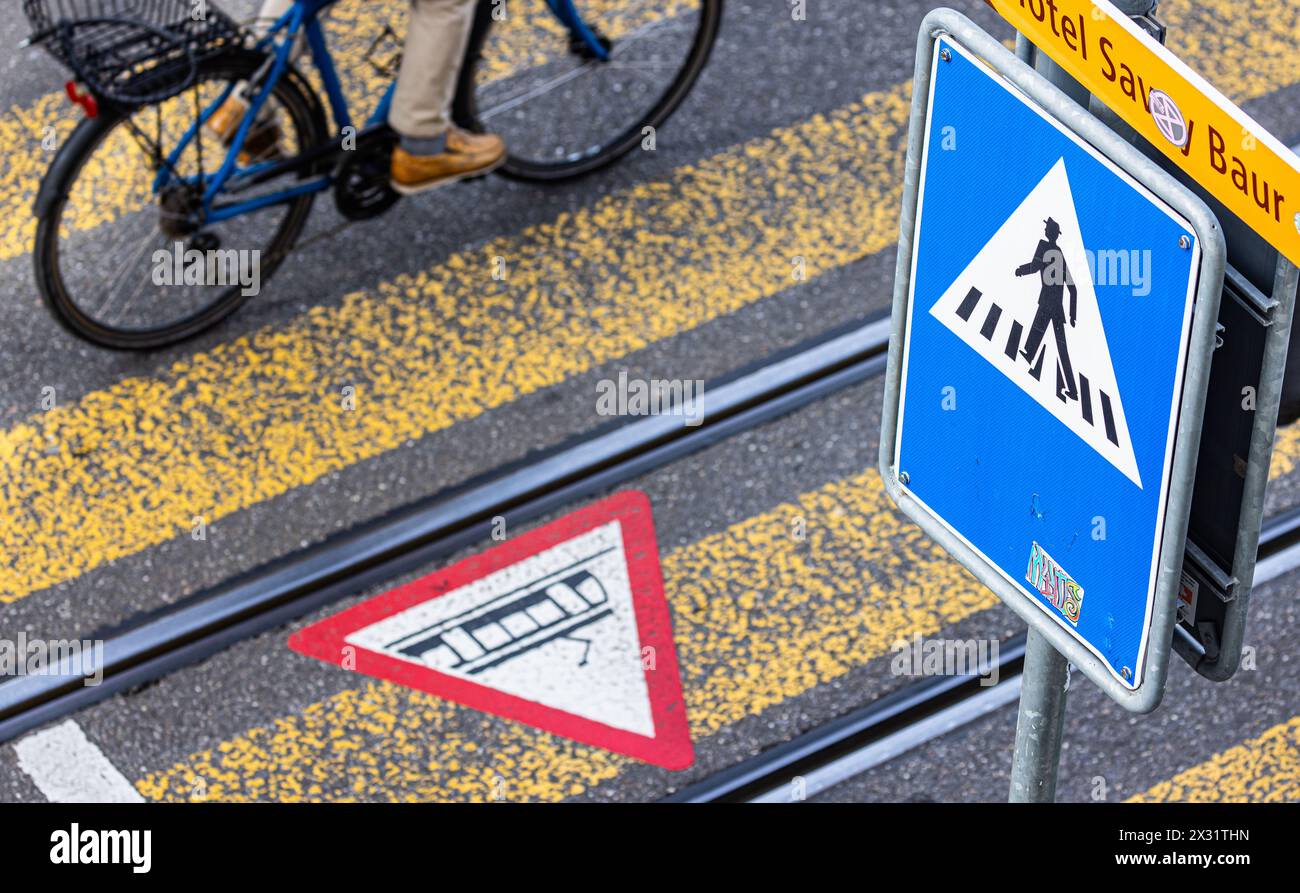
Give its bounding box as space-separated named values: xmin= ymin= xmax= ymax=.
xmin=1147 ymin=90 xmax=1188 ymax=149
xmin=289 ymin=491 xmax=694 ymax=770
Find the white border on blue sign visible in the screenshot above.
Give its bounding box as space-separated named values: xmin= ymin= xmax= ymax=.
xmin=892 ymin=36 xmax=1201 ymax=690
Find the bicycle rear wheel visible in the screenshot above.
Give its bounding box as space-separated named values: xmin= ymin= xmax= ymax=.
xmin=33 ymin=51 xmax=327 ymax=349
xmin=454 ymin=0 xmax=722 ymax=181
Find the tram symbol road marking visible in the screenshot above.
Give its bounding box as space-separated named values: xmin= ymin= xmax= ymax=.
xmin=929 ymin=157 xmax=1142 ymax=487
xmin=289 ymin=491 xmax=693 ymax=770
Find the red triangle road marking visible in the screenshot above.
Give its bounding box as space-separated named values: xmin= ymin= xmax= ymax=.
xmin=288 ymin=491 xmax=694 ymax=771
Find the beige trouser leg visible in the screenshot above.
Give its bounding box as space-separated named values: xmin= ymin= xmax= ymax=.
xmin=252 ymin=0 xmax=323 ymax=56
xmin=388 ymin=0 xmax=478 ymax=139
xmin=210 ymin=0 xmax=308 ymax=129
xmin=253 ymin=0 xmax=294 ymax=31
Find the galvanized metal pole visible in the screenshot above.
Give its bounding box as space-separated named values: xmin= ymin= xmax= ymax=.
xmin=1008 ymin=628 xmax=1070 ymax=802
xmin=1004 ymin=20 xmax=1082 ymax=806
xmin=1004 ymin=0 xmax=1162 ymax=805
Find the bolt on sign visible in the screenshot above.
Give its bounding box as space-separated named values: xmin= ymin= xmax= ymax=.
xmin=879 ymin=11 xmax=1225 ymax=713
xmin=985 ymin=0 xmax=1300 ymax=265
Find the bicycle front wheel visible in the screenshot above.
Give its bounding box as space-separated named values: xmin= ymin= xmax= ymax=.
xmin=455 ymin=0 xmax=723 ymax=180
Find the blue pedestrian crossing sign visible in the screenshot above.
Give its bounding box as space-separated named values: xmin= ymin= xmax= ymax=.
xmin=881 ymin=29 xmax=1224 ymax=711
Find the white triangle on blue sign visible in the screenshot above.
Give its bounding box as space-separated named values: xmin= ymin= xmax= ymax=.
xmin=929 ymin=157 xmax=1142 ymax=488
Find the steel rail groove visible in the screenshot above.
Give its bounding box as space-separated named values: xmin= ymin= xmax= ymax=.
xmin=0 ymin=317 xmax=890 ymax=742
xmin=667 ymin=505 xmax=1300 ymax=803
xmin=7 ymin=308 xmax=1298 ymax=806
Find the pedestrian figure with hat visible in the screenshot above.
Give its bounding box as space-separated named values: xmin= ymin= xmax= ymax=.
xmin=1016 ymin=217 xmax=1080 ymax=402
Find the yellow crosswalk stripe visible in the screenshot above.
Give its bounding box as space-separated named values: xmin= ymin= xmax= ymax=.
xmin=0 ymin=0 xmax=689 ymax=262
xmin=134 ymin=471 xmax=996 ymax=801
xmin=1170 ymin=0 xmax=1300 ymax=103
xmin=1129 ymin=715 xmax=1300 ymax=802
xmin=0 ymin=81 xmax=910 ymax=603
xmin=1267 ymin=424 xmax=1300 ymax=480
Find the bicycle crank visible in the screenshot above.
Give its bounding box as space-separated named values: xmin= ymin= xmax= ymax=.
xmin=333 ymin=128 xmax=401 ymax=221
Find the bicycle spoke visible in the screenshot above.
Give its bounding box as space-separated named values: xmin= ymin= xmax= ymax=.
xmin=192 ymin=88 xmax=204 ymax=176
xmin=104 ymin=260 xmax=157 ymax=327
xmin=612 ymin=18 xmax=697 ymax=47
xmin=41 ymin=55 xmax=316 ymax=342
xmin=92 ymin=223 xmax=160 ymax=321
xmin=120 ymin=115 xmax=163 ymax=169
xmin=478 ymin=32 xmax=693 ymax=119
xmin=470 ymin=0 xmax=713 ymax=172
xmin=603 ymin=62 xmax=682 ymax=70
xmin=478 ymin=63 xmax=600 ymax=120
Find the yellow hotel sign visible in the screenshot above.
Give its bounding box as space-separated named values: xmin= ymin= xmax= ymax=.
xmin=986 ymin=0 xmax=1300 ymax=265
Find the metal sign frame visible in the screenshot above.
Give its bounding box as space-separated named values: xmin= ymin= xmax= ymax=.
xmin=878 ymin=9 xmax=1226 ymax=713
xmin=1176 ymin=259 xmax=1296 ymax=682
xmin=999 ymin=0 xmax=1300 ymax=688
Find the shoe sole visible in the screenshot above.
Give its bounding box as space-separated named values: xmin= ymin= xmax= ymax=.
xmin=389 ymin=155 xmax=506 ymax=196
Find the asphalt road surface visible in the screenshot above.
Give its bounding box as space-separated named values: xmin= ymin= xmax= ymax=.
xmin=1 ymin=0 xmax=1299 ymax=802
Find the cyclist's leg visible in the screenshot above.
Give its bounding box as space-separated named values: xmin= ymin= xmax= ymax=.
xmin=209 ymin=0 xmax=326 ymax=156
xmin=389 ymin=0 xmax=476 ymax=144
xmin=253 ymin=0 xmax=297 ymax=35
xmin=251 ymin=0 xmax=336 ymax=56
xmin=388 ymin=0 xmax=505 ymax=193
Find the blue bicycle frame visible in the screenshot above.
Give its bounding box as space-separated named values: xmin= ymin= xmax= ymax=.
xmin=154 ymin=0 xmax=609 ymax=226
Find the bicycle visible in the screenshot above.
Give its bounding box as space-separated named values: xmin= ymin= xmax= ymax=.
xmin=22 ymin=0 xmax=722 ymax=348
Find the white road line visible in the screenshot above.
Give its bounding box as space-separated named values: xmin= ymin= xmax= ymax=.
xmin=14 ymin=720 xmax=144 ymax=803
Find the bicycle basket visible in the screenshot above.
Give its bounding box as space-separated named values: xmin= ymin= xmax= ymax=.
xmin=22 ymin=0 xmax=242 ymax=105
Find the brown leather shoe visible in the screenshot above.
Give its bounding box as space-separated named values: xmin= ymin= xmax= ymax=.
xmin=389 ymin=128 xmax=506 ymax=195
xmin=207 ymin=94 xmax=284 ymax=164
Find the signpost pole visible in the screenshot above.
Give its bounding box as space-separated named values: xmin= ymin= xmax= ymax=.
xmin=1005 ymin=1 xmax=1158 ymax=805
xmin=1008 ymin=629 xmax=1070 ymax=802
